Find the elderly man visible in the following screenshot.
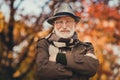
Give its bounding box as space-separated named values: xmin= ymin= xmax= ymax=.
xmin=36 ymin=2 xmax=99 ymax=80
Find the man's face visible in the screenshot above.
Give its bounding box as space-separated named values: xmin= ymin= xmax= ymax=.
xmin=54 ymin=16 xmax=76 ymax=38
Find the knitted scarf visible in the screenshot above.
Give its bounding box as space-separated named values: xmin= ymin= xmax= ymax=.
xmin=46 ymin=32 xmax=79 ymax=49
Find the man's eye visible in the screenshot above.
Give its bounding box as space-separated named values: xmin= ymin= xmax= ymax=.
xmin=66 ymin=20 xmax=74 ymax=23
xmin=66 ymin=21 xmax=71 ymax=23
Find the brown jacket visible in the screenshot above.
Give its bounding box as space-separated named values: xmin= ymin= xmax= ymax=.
xmin=36 ymin=37 xmax=99 ymax=80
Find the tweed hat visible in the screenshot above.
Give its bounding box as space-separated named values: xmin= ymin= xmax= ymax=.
xmin=47 ymin=2 xmax=80 ymax=24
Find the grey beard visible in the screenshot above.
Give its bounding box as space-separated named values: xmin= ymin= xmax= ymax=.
xmin=54 ymin=27 xmax=75 ymax=38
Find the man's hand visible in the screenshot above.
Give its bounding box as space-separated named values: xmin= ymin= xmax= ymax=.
xmin=49 ymin=45 xmax=59 ymax=62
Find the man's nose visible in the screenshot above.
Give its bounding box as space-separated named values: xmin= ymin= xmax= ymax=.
xmin=62 ymin=22 xmax=67 ymax=28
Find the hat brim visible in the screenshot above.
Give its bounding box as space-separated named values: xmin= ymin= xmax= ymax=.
xmin=47 ymin=12 xmax=80 ymax=25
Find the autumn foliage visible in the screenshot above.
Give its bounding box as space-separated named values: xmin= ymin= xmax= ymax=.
xmin=0 ymin=0 xmax=120 ymax=80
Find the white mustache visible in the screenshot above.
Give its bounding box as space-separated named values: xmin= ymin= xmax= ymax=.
xmin=59 ymin=28 xmax=71 ymax=32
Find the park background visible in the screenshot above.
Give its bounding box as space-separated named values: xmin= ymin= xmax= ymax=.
xmin=0 ymin=0 xmax=120 ymax=80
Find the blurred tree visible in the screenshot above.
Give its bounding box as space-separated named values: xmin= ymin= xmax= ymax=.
xmin=0 ymin=0 xmax=120 ymax=80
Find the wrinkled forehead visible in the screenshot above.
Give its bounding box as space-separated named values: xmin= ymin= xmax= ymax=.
xmin=55 ymin=16 xmax=75 ymax=21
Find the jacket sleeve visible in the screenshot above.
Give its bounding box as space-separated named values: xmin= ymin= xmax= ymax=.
xmin=56 ymin=42 xmax=99 ymax=77
xmin=35 ymin=39 xmax=72 ymax=80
